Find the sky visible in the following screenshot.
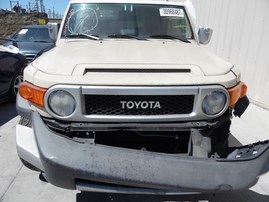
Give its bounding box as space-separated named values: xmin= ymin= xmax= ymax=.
xmin=0 ymin=0 xmax=70 ymax=16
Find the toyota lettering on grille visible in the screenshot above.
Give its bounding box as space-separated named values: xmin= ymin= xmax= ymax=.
xmin=120 ymin=101 xmax=161 ymax=109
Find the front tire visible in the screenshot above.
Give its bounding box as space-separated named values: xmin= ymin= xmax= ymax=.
xmin=8 ymin=72 xmax=23 ymax=102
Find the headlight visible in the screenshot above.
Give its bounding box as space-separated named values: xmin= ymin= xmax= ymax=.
xmin=48 ymin=90 xmax=76 ymax=117
xmin=202 ymin=91 xmax=227 ymax=115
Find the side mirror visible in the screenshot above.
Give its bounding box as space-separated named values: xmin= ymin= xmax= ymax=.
xmin=198 ymin=27 xmax=213 ymax=45
xmin=11 ymin=40 xmax=18 ymax=48
xmin=0 ymin=37 xmax=18 ymax=47
xmin=48 ymin=22 xmax=59 ymax=41
xmin=0 ymin=37 xmax=19 ymax=54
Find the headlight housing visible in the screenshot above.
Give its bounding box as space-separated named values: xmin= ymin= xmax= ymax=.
xmin=48 ymin=90 xmax=76 ymax=117
xmin=202 ymin=91 xmax=227 ymax=115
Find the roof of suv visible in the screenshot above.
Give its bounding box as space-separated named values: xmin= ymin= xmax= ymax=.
xmin=20 ymin=24 xmax=49 ymax=29
xmin=69 ymin=0 xmax=186 ymax=4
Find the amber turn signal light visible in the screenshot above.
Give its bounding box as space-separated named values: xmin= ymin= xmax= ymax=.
xmin=228 ymin=82 xmax=247 ymax=106
xmin=19 ymin=82 xmax=47 ymax=107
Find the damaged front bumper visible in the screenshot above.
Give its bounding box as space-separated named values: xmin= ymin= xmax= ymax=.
xmin=16 ymin=110 xmax=269 ymax=193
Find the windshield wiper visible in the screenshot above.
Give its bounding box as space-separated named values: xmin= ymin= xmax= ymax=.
xmin=149 ymin=34 xmax=190 ymax=43
xmin=33 ymin=40 xmax=53 ymax=43
xmin=65 ymin=33 xmax=101 ymax=41
xmin=107 ymin=34 xmax=146 ymax=40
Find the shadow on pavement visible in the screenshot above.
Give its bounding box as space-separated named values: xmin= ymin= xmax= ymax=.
xmin=77 ymin=190 xmax=269 ymax=202
xmin=0 ymin=100 xmax=17 ymax=126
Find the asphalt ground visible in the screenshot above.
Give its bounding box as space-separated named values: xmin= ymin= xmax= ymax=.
xmin=0 ymin=101 xmax=269 ymax=202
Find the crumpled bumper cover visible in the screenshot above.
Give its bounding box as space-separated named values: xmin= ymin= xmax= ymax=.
xmin=21 ymin=112 xmax=269 ymax=192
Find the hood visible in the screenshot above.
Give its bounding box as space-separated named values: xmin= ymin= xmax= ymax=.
xmin=0 ymin=44 xmax=19 ymax=54
xmin=17 ymin=41 xmax=55 ymax=55
xmin=32 ymin=40 xmax=233 ymax=76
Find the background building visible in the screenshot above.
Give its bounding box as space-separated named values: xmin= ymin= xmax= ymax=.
xmin=192 ymin=0 xmax=269 ymax=109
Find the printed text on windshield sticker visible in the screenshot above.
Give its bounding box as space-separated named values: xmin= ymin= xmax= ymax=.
xmin=159 ymin=8 xmax=184 ymax=17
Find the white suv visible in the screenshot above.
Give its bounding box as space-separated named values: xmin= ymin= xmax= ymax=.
xmin=16 ymin=0 xmax=269 ymax=194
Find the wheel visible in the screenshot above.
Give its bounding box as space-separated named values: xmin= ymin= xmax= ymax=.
xmin=8 ymin=72 xmax=23 ymax=102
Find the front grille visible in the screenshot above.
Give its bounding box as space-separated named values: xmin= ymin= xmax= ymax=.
xmin=84 ymin=95 xmax=194 ymax=115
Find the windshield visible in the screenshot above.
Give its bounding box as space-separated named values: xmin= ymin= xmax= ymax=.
xmin=12 ymin=27 xmax=54 ymax=43
xmin=62 ymin=3 xmax=193 ymax=40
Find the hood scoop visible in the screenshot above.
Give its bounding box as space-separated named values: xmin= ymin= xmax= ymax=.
xmin=84 ymin=68 xmax=191 ymax=74
xmin=72 ymin=64 xmax=203 ymax=76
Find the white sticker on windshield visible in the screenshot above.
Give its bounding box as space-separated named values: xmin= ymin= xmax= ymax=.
xmin=159 ymin=8 xmax=184 ymax=17
xmin=19 ymin=29 xmax=28 ymax=35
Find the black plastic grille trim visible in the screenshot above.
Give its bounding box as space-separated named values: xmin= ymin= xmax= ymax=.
xmin=84 ymin=95 xmax=194 ymax=115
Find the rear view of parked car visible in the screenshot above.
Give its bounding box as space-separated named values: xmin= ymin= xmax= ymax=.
xmin=0 ymin=39 xmax=25 ymax=101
